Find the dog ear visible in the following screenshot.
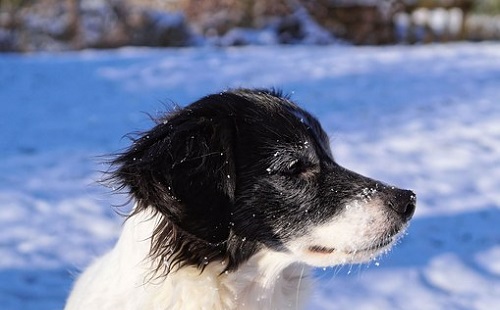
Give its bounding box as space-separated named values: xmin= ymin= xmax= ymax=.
xmin=111 ymin=107 xmax=235 ymax=270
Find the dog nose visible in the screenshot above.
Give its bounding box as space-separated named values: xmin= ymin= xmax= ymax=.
xmin=388 ymin=189 xmax=416 ymax=221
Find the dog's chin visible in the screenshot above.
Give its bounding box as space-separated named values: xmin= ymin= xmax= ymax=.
xmin=290 ymin=227 xmax=407 ymax=267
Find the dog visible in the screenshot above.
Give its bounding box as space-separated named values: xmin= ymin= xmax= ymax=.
xmin=65 ymin=88 xmax=416 ymax=310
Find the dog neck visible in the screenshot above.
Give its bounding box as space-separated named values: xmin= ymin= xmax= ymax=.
xmin=123 ymin=208 xmax=312 ymax=309
xmin=221 ymin=249 xmax=311 ymax=309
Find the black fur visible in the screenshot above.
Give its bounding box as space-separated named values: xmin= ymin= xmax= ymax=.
xmin=110 ymin=88 xmax=416 ymax=273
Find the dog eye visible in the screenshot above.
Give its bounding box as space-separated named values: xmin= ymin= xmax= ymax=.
xmin=283 ymin=159 xmax=306 ymax=175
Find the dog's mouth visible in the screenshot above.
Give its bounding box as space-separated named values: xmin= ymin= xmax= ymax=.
xmin=308 ymin=236 xmax=395 ymax=256
xmin=308 ymin=245 xmax=335 ymax=254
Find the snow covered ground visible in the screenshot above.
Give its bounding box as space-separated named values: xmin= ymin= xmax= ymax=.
xmin=1 ymin=42 xmax=499 ymax=309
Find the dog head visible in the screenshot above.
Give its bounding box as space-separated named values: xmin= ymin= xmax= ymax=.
xmin=111 ymin=89 xmax=416 ymax=272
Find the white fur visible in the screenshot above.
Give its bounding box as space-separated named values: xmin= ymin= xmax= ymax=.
xmin=65 ymin=208 xmax=311 ymax=310
xmin=286 ymin=195 xmax=407 ymax=267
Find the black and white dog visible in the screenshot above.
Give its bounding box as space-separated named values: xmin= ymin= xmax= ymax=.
xmin=65 ymin=89 xmax=416 ymax=310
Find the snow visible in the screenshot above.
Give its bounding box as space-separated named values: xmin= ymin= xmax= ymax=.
xmin=1 ymin=42 xmax=500 ymax=309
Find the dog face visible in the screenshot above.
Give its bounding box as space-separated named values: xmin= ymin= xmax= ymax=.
xmin=112 ymin=89 xmax=415 ymax=272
